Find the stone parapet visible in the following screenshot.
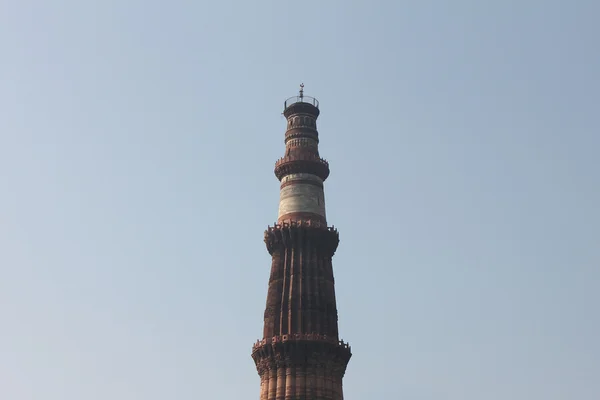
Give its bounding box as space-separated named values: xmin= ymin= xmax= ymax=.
xmin=274 ymin=154 xmax=330 ymax=182
xmin=252 ymin=334 xmax=351 ymax=354
xmin=264 ymin=221 xmax=339 ymax=257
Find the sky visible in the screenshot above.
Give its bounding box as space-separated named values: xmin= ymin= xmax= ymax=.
xmin=0 ymin=1 xmax=598 ymax=399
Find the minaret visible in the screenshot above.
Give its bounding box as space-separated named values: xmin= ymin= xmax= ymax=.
xmin=252 ymin=86 xmax=351 ymax=400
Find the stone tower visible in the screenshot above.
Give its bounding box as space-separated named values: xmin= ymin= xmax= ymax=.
xmin=251 ymin=86 xmax=351 ymax=400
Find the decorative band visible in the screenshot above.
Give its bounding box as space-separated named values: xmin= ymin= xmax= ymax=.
xmin=277 ymin=212 xmax=327 ymax=225
xmin=285 ymin=137 xmax=318 ymax=149
xmin=280 ymin=179 xmax=323 ymax=190
xmin=286 ymin=115 xmax=317 ymax=130
xmin=284 ymin=130 xmax=319 ymax=143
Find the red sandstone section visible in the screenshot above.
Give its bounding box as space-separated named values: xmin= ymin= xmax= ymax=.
xmin=262 ymin=223 xmax=340 ymax=338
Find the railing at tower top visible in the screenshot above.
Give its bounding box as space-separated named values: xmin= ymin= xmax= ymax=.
xmin=284 ymin=95 xmax=319 ymax=110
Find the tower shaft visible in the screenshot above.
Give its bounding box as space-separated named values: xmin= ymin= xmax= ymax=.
xmin=252 ymin=91 xmax=351 ymax=400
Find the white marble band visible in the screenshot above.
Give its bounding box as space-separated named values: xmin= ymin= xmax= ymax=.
xmin=278 ymin=174 xmax=326 ymax=220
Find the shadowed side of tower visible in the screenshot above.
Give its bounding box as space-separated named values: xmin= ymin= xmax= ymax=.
xmin=252 ymin=88 xmax=351 ymax=400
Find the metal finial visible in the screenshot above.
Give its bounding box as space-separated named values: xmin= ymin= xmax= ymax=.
xmin=299 ymin=83 xmax=304 ymax=98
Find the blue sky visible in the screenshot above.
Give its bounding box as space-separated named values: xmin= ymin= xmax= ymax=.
xmin=1 ymin=1 xmax=598 ymax=399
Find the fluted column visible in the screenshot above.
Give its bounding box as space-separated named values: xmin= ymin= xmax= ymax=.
xmin=331 ymin=373 xmax=341 ymax=400
xmin=316 ymin=363 xmax=325 ymax=399
xmin=268 ymin=367 xmax=277 ymax=400
xmin=260 ymin=373 xmax=268 ymax=400
xmin=324 ymin=366 xmax=334 ymax=400
xmin=276 ymin=365 xmax=286 ymax=400
xmin=285 ymin=366 xmax=295 ymax=400
xmin=296 ymin=366 xmax=306 ymax=400
xmin=279 ymin=249 xmax=290 ymax=336
xmin=290 ymin=246 xmax=299 ymax=333
xmin=306 ymin=363 xmax=315 ymax=400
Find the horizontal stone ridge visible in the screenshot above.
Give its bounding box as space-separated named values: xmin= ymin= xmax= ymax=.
xmin=274 ymin=155 xmax=330 ymax=182
xmin=252 ymin=334 xmax=351 ymax=353
xmin=264 ymin=222 xmax=339 ymax=257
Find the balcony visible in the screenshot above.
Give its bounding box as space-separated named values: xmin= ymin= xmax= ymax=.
xmin=284 ymin=95 xmax=319 ymax=110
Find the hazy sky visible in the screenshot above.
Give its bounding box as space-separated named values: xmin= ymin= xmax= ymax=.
xmin=1 ymin=1 xmax=598 ymax=399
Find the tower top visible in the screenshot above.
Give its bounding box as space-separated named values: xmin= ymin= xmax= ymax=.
xmin=283 ymin=84 xmax=319 ymax=117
